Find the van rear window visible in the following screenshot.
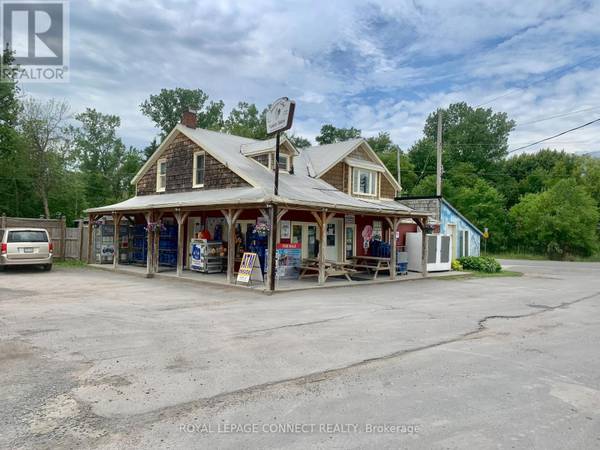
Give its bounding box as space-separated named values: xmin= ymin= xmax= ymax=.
xmin=7 ymin=231 xmax=48 ymax=243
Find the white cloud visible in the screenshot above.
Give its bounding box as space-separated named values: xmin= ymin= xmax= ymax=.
xmin=20 ymin=0 xmax=600 ymax=154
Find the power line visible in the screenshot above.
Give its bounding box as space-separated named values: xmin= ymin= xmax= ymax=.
xmin=475 ymin=53 xmax=600 ymax=108
xmin=508 ymin=118 xmax=600 ymax=154
xmin=515 ymin=105 xmax=600 ymax=127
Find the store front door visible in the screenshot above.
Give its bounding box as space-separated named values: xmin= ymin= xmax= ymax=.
xmin=292 ymin=222 xmax=318 ymax=259
xmin=325 ymin=218 xmax=343 ymax=261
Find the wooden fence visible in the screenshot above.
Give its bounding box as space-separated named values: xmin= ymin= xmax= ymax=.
xmin=0 ymin=215 xmax=88 ymax=260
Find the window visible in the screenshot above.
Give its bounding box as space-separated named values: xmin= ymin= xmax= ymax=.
xmin=193 ymin=151 xmax=205 ymax=187
xmin=276 ymin=154 xmax=290 ymax=172
xmin=352 ymin=168 xmax=377 ymax=196
xmin=156 ymin=159 xmax=166 ymax=192
xmin=7 ymin=230 xmax=48 ymax=243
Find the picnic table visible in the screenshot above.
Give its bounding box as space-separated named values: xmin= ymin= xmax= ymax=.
xmin=348 ymin=255 xmax=392 ymax=280
xmin=299 ymin=258 xmax=356 ymax=282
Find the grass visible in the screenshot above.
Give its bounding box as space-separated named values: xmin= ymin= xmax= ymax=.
xmin=54 ymin=259 xmax=87 ymax=268
xmin=490 ymin=252 xmax=600 ymax=262
xmin=466 ymin=270 xmax=523 ymax=278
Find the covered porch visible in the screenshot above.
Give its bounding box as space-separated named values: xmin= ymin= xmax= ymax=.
xmin=86 ymin=202 xmax=432 ymax=292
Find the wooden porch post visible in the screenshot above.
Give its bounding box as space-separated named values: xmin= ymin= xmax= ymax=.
xmin=87 ymin=214 xmax=95 ymax=264
xmin=312 ymin=210 xmax=335 ymax=285
xmin=417 ymin=218 xmax=429 ymax=278
xmin=112 ymin=212 xmax=122 ymax=269
xmin=153 ymin=212 xmax=165 ymax=273
xmin=144 ymin=211 xmax=153 ymax=277
xmin=386 ymin=217 xmax=400 ymax=280
xmin=174 ymin=210 xmax=189 ymax=277
xmin=221 ymin=208 xmax=242 ymax=284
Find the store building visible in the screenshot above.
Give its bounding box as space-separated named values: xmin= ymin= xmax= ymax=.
xmin=85 ymin=111 xmax=431 ymax=291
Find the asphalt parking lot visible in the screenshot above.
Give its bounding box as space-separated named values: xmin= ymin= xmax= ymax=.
xmin=1 ymin=260 xmax=599 ymax=449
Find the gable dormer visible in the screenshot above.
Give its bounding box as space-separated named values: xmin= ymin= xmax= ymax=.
xmin=309 ymin=140 xmax=400 ymax=200
xmin=241 ymin=138 xmax=297 ymax=174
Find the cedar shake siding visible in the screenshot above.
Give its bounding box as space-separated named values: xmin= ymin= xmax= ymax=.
xmin=252 ymin=153 xmax=270 ymax=168
xmin=380 ymin=176 xmax=396 ymax=199
xmin=348 ymin=146 xmax=371 ymax=161
xmin=321 ymin=162 xmax=347 ymax=192
xmin=137 ymin=134 xmax=249 ymax=196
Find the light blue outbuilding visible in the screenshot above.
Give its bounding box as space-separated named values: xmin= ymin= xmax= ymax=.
xmin=397 ymin=196 xmax=484 ymax=259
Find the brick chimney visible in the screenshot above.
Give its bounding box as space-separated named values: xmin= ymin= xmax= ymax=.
xmin=181 ymin=109 xmax=197 ymax=129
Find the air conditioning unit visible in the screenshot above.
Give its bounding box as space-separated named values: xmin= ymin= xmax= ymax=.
xmin=406 ymin=233 xmax=452 ymax=272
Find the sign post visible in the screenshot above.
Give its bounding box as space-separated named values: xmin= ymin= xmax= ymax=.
xmin=265 ymin=97 xmax=295 ymax=291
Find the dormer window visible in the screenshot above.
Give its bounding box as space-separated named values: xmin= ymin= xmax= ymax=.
xmin=352 ymin=167 xmax=377 ymax=196
xmin=275 ymin=153 xmax=290 ymax=172
xmin=156 ymin=158 xmax=167 ymax=192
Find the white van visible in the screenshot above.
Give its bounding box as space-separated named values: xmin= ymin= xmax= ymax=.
xmin=0 ymin=228 xmax=53 ymax=271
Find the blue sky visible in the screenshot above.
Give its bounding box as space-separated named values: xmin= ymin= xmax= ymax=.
xmin=22 ymin=0 xmax=600 ymax=153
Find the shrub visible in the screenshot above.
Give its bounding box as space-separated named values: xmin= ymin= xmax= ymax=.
xmin=458 ymin=256 xmax=502 ymax=273
xmin=451 ymin=259 xmax=463 ymax=271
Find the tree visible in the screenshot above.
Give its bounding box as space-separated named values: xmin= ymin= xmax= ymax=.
xmin=287 ymin=134 xmax=311 ymax=148
xmin=143 ymin=138 xmax=158 ymax=160
xmin=69 ymin=108 xmax=143 ymax=208
xmin=140 ymin=88 xmax=223 ymax=138
xmin=449 ymin=176 xmax=508 ymax=251
xmin=509 ymin=178 xmax=599 ymax=258
xmin=407 ymin=138 xmax=437 ymax=185
xmin=0 ymin=45 xmax=21 ymax=158
xmin=315 ymin=124 xmax=361 ymax=145
xmin=18 ymin=98 xmax=71 ymax=218
xmin=223 ymin=102 xmax=268 ymax=139
xmin=499 ymin=149 xmax=580 ymax=207
xmin=422 ymin=102 xmax=515 ymax=176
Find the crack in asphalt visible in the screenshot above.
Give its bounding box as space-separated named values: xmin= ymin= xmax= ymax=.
xmin=104 ymin=290 xmax=600 ymax=428
xmin=237 ymin=314 xmax=355 ymax=336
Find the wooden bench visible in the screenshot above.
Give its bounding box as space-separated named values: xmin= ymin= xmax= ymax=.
xmin=348 ymin=256 xmax=392 ymax=280
xmin=299 ymin=258 xmax=356 ymax=282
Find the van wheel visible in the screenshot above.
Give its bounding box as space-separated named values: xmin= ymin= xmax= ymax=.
xmin=43 ymin=264 xmax=52 ymax=271
xmin=0 ymin=266 xmax=4 ymax=272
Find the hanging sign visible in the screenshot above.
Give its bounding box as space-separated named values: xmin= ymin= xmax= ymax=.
xmin=266 ymin=97 xmax=296 ymax=134
xmin=237 ymin=252 xmax=263 ymax=284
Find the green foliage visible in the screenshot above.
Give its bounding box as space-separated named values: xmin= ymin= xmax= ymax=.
xmin=315 ymin=124 xmax=361 ymax=145
xmin=0 ymin=46 xmax=21 ymax=158
xmin=140 ymin=88 xmax=223 ymax=138
xmin=421 ymin=102 xmax=515 ymax=175
xmin=458 ymin=256 xmax=502 ymax=273
xmin=68 ymin=108 xmax=142 ymax=208
xmin=509 ymin=179 xmax=599 ymax=258
xmin=451 ymin=259 xmax=463 ymax=271
xmin=286 ymin=134 xmax=311 ymax=148
xmin=223 ymin=102 xmax=268 ymax=139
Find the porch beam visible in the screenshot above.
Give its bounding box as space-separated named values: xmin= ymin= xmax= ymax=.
xmin=276 ymin=208 xmax=288 ymax=222
xmin=112 ymin=212 xmax=122 ymax=270
xmin=174 ymin=210 xmax=190 ymax=277
xmin=386 ymin=217 xmax=400 ymax=280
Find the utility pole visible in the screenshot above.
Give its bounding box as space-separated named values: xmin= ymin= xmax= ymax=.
xmin=436 ymin=109 xmax=443 ymax=197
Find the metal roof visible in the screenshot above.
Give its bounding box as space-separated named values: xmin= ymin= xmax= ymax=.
xmin=87 ymin=126 xmax=422 ymax=217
